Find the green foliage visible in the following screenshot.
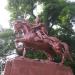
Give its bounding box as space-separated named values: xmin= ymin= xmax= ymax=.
xmin=7 ymin=0 xmax=38 ymax=20
xmin=25 ymin=50 xmax=47 ymax=59
xmin=69 ymin=2 xmax=75 ymax=18
xmin=0 ymin=29 xmax=13 ymax=39
xmin=0 ymin=29 xmax=15 ymax=57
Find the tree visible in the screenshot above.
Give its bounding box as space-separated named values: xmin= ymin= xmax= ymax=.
xmin=7 ymin=0 xmax=75 ymax=32
xmin=6 ymin=0 xmax=75 ymax=74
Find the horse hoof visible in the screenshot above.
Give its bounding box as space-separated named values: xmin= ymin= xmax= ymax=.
xmin=59 ymin=62 xmax=64 ymax=66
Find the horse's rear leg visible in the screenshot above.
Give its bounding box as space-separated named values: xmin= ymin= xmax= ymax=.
xmin=43 ymin=51 xmax=53 ymax=61
xmin=60 ymin=54 xmax=65 ymax=64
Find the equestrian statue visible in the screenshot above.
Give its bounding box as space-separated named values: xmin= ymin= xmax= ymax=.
xmin=13 ymin=16 xmax=72 ymax=64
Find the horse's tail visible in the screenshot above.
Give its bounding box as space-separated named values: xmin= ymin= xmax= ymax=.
xmin=61 ymin=42 xmax=73 ymax=62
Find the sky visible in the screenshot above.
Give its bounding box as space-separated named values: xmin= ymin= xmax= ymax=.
xmin=0 ymin=0 xmax=10 ymax=28
xmin=69 ymin=0 xmax=75 ymax=2
xmin=0 ymin=0 xmax=75 ymax=29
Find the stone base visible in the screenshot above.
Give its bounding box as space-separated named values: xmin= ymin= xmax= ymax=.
xmin=4 ymin=56 xmax=73 ymax=75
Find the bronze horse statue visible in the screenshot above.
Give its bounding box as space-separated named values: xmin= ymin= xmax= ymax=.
xmin=14 ymin=18 xmax=72 ymax=64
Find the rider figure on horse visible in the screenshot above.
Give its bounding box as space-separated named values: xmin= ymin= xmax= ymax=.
xmin=32 ymin=16 xmax=48 ymax=40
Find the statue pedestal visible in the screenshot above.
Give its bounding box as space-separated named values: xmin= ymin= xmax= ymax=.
xmin=4 ymin=56 xmax=73 ymax=75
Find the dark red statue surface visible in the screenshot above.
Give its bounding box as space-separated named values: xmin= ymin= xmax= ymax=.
xmin=14 ymin=17 xmax=72 ymax=64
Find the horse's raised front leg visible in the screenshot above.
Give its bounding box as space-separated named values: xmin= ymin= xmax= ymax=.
xmin=23 ymin=48 xmax=26 ymax=57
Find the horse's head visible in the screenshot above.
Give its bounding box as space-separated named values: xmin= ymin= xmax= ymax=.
xmin=14 ymin=20 xmax=25 ymax=38
xmin=14 ymin=20 xmax=32 ymax=39
xmin=14 ymin=20 xmax=24 ymax=32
